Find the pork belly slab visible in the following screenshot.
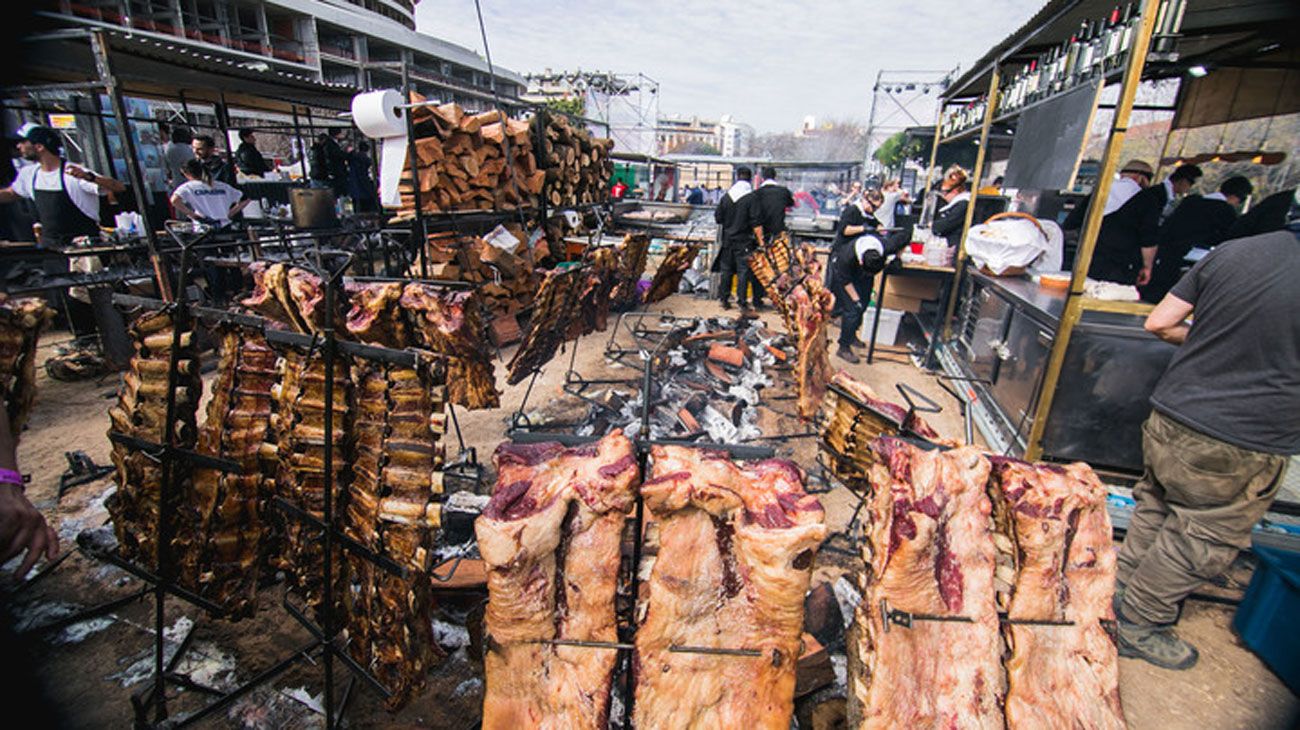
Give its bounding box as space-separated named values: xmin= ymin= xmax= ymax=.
xmin=850 ymin=438 xmax=1005 ymax=730
xmin=990 ymin=457 xmax=1124 ymax=730
xmin=634 ymin=446 xmax=826 ymax=730
xmin=476 ymin=430 xmax=638 ymax=730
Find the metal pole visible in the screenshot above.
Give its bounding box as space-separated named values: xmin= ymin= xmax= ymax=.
xmin=921 ymin=103 xmax=945 ymax=200
xmin=1024 ymin=0 xmax=1161 ymax=460
xmin=864 ymin=71 xmax=883 ymax=170
xmin=90 ymin=30 xmax=169 ymax=299
xmin=942 ymin=66 xmax=1000 ymax=339
xmin=401 ymin=53 xmax=429 ymax=278
xmin=290 ymin=104 xmax=305 ymax=181
xmin=215 ymin=90 xmax=234 ymax=178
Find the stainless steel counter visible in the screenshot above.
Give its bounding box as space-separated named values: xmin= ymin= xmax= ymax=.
xmin=969 ymin=270 xmax=1067 ymax=325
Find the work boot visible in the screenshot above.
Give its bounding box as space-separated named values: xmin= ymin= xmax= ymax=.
xmin=837 ymin=345 xmax=860 ymax=364
xmin=720 ymin=299 xmax=733 ymax=310
xmin=1116 ymin=609 xmax=1198 ymax=670
xmin=851 ymin=337 xmax=868 ymax=349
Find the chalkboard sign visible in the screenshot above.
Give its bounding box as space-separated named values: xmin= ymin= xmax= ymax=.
xmin=1003 ymin=81 xmax=1100 ymax=192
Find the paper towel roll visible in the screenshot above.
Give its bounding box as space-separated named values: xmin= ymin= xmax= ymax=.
xmin=352 ymin=89 xmax=407 ymax=208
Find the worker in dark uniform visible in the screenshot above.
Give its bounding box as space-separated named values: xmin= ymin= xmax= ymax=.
xmin=1139 ymin=175 xmax=1251 ymax=303
xmin=1224 ymin=187 xmax=1296 ymax=240
xmin=712 ymin=166 xmax=761 ymax=310
xmin=1088 ymin=164 xmax=1202 ymax=285
xmin=0 ymin=125 xmax=125 ymax=256
xmin=749 ymin=165 xmax=795 ymax=309
xmin=233 ymin=128 xmax=271 ymax=177
xmin=191 ymin=134 xmax=236 ymax=186
xmin=1118 ymin=190 xmax=1299 ymax=671
xmin=930 ymin=165 xmax=971 ymax=247
xmin=828 ymin=223 xmax=907 ymax=364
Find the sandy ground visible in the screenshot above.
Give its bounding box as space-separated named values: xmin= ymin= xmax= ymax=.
xmin=2 ymin=291 xmax=1297 ymax=729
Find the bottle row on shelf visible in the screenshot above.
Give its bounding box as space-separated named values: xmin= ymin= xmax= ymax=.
xmin=939 ymin=0 xmax=1186 ymax=140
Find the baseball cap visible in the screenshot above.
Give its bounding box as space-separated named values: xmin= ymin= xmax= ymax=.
xmin=19 ymin=125 xmax=62 ymax=151
xmin=1119 ymin=159 xmax=1154 ymax=178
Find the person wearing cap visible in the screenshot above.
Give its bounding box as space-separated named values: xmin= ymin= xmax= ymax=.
xmin=0 ymin=125 xmax=125 ymax=252
xmin=1139 ymin=175 xmax=1252 ymax=303
xmin=1116 ymin=190 xmax=1299 ymax=671
xmin=1063 ymin=159 xmax=1154 ymax=232
xmin=828 ymin=213 xmax=908 ymax=364
xmin=1088 ymin=163 xmax=1203 ymax=286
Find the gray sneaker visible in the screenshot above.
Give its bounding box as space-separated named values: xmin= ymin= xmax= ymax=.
xmin=1117 ymin=614 xmax=1199 ymax=670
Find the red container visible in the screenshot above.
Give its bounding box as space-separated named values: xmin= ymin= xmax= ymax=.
xmin=909 ymin=241 xmax=924 ymax=255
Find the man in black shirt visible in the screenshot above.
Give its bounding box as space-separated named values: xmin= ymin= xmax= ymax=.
xmin=713 ymin=166 xmax=761 ymax=310
xmin=234 ymin=128 xmax=271 ymax=178
xmin=753 ymin=166 xmax=795 ymax=243
xmin=1089 ymin=164 xmax=1202 ymax=285
xmin=827 ymin=190 xmax=883 ymax=361
xmin=1139 ymin=175 xmax=1250 ymax=303
xmin=190 ymin=134 xmax=235 ymax=186
xmin=1118 ymin=199 xmax=1298 ymax=670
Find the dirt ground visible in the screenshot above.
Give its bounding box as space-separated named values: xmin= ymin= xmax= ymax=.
xmin=3 ymin=291 xmax=1297 ymax=729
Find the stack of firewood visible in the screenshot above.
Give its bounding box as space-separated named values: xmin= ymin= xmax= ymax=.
xmin=416 ymin=226 xmax=541 ymax=343
xmin=398 ymin=93 xmax=544 ymax=215
xmin=532 ymin=113 xmax=614 ymax=208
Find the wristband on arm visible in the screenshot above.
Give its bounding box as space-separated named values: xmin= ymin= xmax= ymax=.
xmin=0 ymin=468 xmax=25 ymax=489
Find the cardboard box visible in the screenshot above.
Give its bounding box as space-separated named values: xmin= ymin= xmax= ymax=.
xmin=886 ymin=276 xmax=942 ymax=300
xmin=880 ymin=291 xmax=924 ymax=313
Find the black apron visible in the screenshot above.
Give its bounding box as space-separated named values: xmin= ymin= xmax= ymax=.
xmin=32 ymin=161 xmax=100 ymax=248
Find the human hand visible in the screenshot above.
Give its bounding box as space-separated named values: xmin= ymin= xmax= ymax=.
xmin=1136 ymin=266 xmax=1152 ymax=286
xmin=0 ymin=486 xmax=59 ymax=578
xmin=65 ymin=165 xmax=92 ymax=182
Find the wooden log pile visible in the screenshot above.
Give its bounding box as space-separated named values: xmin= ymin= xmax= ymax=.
xmin=416 ymin=227 xmax=540 ymax=319
xmin=532 ymin=113 xmax=614 ymax=208
xmin=398 ymin=93 xmax=543 ymax=215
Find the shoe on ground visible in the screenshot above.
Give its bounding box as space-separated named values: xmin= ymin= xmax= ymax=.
xmin=1116 ymin=611 xmax=1198 ymax=670
xmin=837 ymin=345 xmax=860 ymax=364
xmin=720 ymin=299 xmax=733 ymax=310
xmin=852 ymin=337 xmax=868 ymax=349
xmin=752 ymin=301 xmax=768 ymax=311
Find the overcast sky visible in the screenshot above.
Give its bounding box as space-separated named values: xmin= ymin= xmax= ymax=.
xmin=414 ymin=1 xmax=1043 ymax=134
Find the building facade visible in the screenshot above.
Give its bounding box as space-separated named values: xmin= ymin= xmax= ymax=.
xmin=38 ymin=0 xmax=526 ymax=109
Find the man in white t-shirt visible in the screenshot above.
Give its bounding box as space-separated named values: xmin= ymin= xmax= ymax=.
xmin=170 ymin=159 xmax=246 ymax=224
xmin=0 ymin=125 xmax=125 ymax=250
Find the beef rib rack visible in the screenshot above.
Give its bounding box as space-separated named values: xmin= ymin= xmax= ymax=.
xmin=176 ymin=328 xmax=277 ymax=617
xmin=476 ymin=430 xmax=638 ymax=729
xmin=990 ymin=457 xmax=1124 ymax=729
xmin=401 ymin=282 xmax=500 ymax=410
xmin=105 ymin=310 xmax=201 ymax=570
xmin=634 ymin=446 xmax=826 ymax=729
xmin=848 ymin=437 xmax=1005 ymax=729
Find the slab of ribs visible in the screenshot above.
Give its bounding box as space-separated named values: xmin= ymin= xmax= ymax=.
xmin=819 ymin=371 xmax=946 ymax=489
xmin=747 ymin=232 xmax=796 ymax=331
xmin=176 ymin=328 xmax=277 ymax=617
xmin=848 ymin=436 xmax=1124 ymax=729
xmin=568 ymin=246 xmax=618 ymax=340
xmin=610 ymin=233 xmax=651 ymax=311
xmin=344 ymin=358 xmax=448 ymax=708
xmin=400 ymin=282 xmax=500 ymax=410
xmin=990 ymin=457 xmax=1124 ymax=729
xmin=634 ymin=445 xmax=826 ymax=729
xmin=849 ymin=437 xmax=1005 ymax=728
xmin=505 ymin=267 xmax=582 ymax=385
xmin=643 ymin=243 xmax=701 ymax=305
xmin=269 ymin=344 xmax=351 ymax=615
xmin=105 ymin=310 xmax=201 ymax=569
xmin=789 ymin=268 xmax=833 ymax=420
xmin=476 ymin=430 xmax=639 ymax=729
xmin=0 ymin=294 xmax=55 ymax=439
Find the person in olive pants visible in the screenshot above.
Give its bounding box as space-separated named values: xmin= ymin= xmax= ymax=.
xmin=1118 ymin=213 xmax=1299 ymax=671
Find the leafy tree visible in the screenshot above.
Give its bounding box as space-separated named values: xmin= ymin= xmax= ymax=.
xmin=544 ymin=97 xmax=586 ymax=118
